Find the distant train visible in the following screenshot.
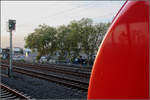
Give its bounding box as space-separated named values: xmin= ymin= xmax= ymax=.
xmin=88 ymin=0 xmax=149 ymax=99
xmin=0 ymin=47 xmax=24 ymax=60
xmin=0 ymin=48 xmax=10 ymax=60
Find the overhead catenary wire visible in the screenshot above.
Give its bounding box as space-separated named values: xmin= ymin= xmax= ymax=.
xmin=2 ymin=2 xmax=121 ymax=32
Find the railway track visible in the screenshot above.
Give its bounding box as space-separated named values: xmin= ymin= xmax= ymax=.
xmin=1 ymin=64 xmax=89 ymax=91
xmin=1 ymin=60 xmax=91 ymax=78
xmin=0 ymin=83 xmax=29 ymax=99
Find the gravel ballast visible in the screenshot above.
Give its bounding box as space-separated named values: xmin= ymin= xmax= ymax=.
xmin=1 ymin=69 xmax=87 ymax=99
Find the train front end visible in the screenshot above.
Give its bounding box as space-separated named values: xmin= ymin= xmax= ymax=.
xmin=88 ymin=0 xmax=149 ymax=99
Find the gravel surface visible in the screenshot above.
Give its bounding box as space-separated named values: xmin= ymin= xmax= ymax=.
xmin=1 ymin=69 xmax=87 ymax=99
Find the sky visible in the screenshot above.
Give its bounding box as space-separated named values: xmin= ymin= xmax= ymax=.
xmin=1 ymin=1 xmax=126 ymax=48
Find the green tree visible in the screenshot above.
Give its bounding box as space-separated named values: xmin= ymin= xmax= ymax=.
xmin=57 ymin=25 xmax=71 ymax=61
xmin=77 ymin=18 xmax=110 ymax=65
xmin=67 ymin=20 xmax=83 ymax=59
xmin=24 ymin=18 xmax=111 ymax=64
xmin=25 ymin=24 xmax=57 ymax=60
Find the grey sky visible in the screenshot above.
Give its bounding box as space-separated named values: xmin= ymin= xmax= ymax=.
xmin=1 ymin=1 xmax=126 ymax=48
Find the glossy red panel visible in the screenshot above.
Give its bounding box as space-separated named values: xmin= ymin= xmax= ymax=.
xmin=88 ymin=0 xmax=149 ymax=99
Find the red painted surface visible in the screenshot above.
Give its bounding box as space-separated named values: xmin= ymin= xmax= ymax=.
xmin=88 ymin=0 xmax=149 ymax=99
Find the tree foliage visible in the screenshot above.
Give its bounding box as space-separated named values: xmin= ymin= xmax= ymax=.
xmin=25 ymin=18 xmax=111 ymax=63
xmin=25 ymin=24 xmax=57 ymax=60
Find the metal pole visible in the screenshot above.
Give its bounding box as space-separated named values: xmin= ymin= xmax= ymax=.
xmin=8 ymin=30 xmax=12 ymax=77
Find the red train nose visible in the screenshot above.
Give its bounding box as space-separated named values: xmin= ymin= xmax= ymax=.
xmin=88 ymin=0 xmax=149 ymax=99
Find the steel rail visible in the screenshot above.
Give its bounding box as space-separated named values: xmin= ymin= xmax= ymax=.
xmin=0 ymin=83 xmax=29 ymax=99
xmin=1 ymin=64 xmax=88 ymax=91
xmin=2 ymin=60 xmax=91 ymax=78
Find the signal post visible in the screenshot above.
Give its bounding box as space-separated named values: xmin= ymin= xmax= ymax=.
xmin=7 ymin=19 xmax=16 ymax=77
